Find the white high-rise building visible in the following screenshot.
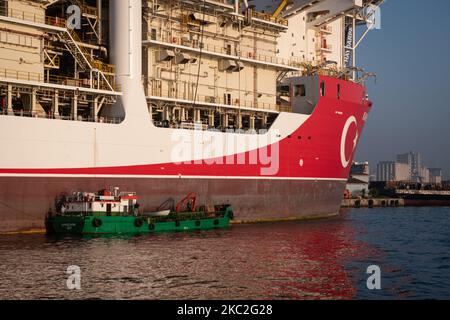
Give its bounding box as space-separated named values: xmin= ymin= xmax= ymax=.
xmin=377 ymin=161 xmax=396 ymax=182
xmin=377 ymin=161 xmax=411 ymax=182
xmin=395 ymin=163 xmax=410 ymax=181
xmin=397 ymin=151 xmax=423 ymax=182
xmin=429 ymin=168 xmax=443 ymax=184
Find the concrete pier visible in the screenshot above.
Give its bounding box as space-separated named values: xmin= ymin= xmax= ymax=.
xmin=341 ymin=198 xmax=405 ymax=208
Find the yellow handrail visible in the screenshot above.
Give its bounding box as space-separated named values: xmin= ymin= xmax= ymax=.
xmin=251 ymin=11 xmax=288 ymax=27
xmin=0 ymin=68 xmax=120 ymax=92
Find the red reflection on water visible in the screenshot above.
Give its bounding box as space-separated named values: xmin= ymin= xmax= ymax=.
xmin=256 ymin=215 xmax=377 ymax=300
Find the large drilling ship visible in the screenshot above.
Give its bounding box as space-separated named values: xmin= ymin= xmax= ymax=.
xmin=0 ymin=0 xmax=382 ymax=232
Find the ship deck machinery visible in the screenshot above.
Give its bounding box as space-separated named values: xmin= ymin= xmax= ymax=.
xmin=0 ymin=0 xmax=382 ymax=232
xmin=0 ymin=0 xmax=120 ymax=123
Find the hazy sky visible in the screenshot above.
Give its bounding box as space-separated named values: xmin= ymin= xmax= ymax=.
xmin=355 ymin=0 xmax=450 ymax=179
xmin=258 ymin=0 xmax=450 ymax=179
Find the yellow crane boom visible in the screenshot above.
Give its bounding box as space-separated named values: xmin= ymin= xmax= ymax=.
xmin=272 ymin=0 xmax=292 ymax=18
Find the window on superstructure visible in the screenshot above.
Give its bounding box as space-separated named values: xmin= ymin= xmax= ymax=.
xmin=151 ymin=28 xmax=157 ymax=41
xmin=320 ymin=82 xmax=326 ymax=97
xmin=226 ymin=44 xmax=232 ymax=55
xmin=294 ymin=85 xmax=306 ymax=97
xmin=337 ymin=84 xmax=341 ymax=99
xmin=224 ymin=93 xmax=232 ymax=105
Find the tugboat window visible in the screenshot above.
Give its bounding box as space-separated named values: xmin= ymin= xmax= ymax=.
xmin=294 ymin=85 xmax=306 ymax=97
xmin=320 ymin=82 xmax=326 ymax=96
xmin=300 ymin=85 xmax=306 ymax=97
xmin=337 ymin=84 xmax=341 ymax=99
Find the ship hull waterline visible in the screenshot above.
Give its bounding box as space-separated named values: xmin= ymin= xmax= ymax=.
xmin=0 ymin=176 xmax=345 ymax=233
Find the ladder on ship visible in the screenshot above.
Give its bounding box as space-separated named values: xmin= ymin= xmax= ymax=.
xmin=57 ymin=29 xmax=115 ymax=91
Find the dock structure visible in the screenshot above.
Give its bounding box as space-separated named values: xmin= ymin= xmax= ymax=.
xmin=342 ymin=198 xmax=405 ymax=208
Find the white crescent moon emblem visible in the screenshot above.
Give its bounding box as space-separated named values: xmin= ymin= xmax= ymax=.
xmin=340 ymin=116 xmax=358 ymax=168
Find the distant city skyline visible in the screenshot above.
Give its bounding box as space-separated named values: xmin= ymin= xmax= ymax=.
xmin=376 ymin=150 xmax=443 ymax=184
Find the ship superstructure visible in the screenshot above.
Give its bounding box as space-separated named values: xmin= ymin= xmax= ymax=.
xmin=0 ymin=0 xmax=383 ymax=232
xmin=0 ymin=0 xmax=120 ymax=123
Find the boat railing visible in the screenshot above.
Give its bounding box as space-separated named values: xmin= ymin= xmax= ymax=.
xmin=0 ymin=6 xmax=72 ymax=31
xmin=251 ymin=11 xmax=288 ymax=27
xmin=0 ymin=109 xmax=124 ymax=124
xmin=119 ymin=192 xmax=137 ymax=197
xmin=143 ymin=77 xmax=290 ymax=112
xmin=0 ymin=68 xmax=120 ymax=92
xmin=153 ymin=33 xmax=298 ymax=68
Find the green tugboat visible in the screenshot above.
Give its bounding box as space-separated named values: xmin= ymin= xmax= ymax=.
xmin=45 ymin=188 xmax=233 ymax=235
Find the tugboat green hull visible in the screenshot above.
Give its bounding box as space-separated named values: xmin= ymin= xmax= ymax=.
xmin=46 ymin=206 xmax=233 ymax=235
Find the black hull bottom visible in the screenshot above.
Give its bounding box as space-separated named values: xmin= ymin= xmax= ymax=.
xmin=0 ymin=177 xmax=345 ymax=232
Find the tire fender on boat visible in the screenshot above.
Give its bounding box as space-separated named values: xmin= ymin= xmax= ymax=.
xmin=134 ymin=218 xmax=143 ymax=228
xmin=92 ymin=218 xmax=103 ymax=228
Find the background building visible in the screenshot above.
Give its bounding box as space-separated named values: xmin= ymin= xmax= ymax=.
xmin=350 ymin=162 xmax=370 ymax=183
xmin=377 ymin=151 xmax=443 ymax=183
xmin=377 ymin=161 xmax=395 ymax=182
xmin=397 ymin=151 xmax=422 ymax=182
xmin=347 ymin=162 xmax=370 ymax=197
xmin=395 ymin=162 xmax=410 ymax=181
xmin=429 ymin=168 xmax=443 ymax=184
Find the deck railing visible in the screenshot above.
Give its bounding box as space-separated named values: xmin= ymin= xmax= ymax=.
xmin=251 ymin=11 xmax=288 ymax=27
xmin=152 ymin=33 xmax=301 ymax=68
xmin=144 ymin=77 xmax=291 ymax=113
xmin=0 ymin=109 xmax=123 ymax=124
xmin=0 ymin=68 xmax=121 ymax=92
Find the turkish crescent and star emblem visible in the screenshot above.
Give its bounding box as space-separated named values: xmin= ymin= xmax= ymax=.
xmin=340 ymin=116 xmax=359 ymax=168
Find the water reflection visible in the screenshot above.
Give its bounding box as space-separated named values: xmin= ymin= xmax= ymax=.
xmin=0 ymin=212 xmax=378 ymax=300
xmin=6 ymin=207 xmax=450 ymax=300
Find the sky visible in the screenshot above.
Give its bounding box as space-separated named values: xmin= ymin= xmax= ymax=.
xmin=257 ymin=0 xmax=450 ymax=179
xmin=354 ymin=0 xmax=450 ymax=179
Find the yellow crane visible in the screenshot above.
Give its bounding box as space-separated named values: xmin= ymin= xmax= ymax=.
xmin=272 ymin=0 xmax=292 ymax=18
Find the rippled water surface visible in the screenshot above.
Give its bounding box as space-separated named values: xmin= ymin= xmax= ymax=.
xmin=0 ymin=207 xmax=449 ymax=299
